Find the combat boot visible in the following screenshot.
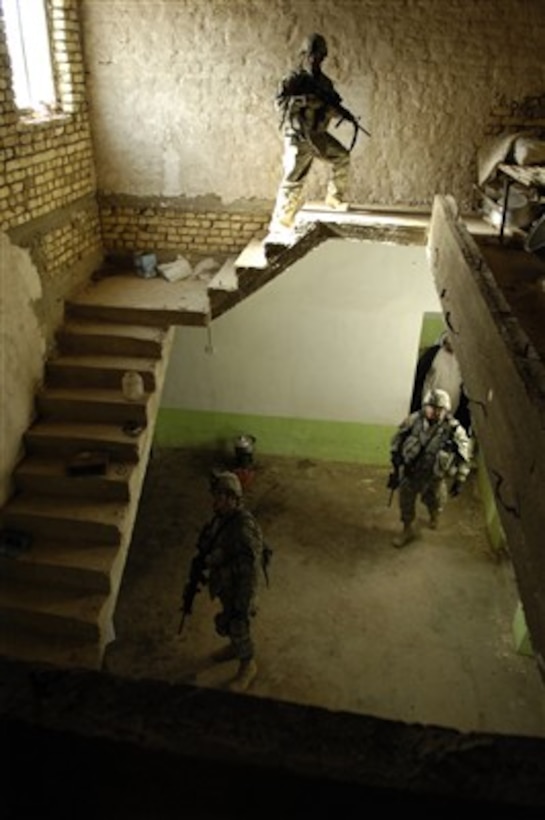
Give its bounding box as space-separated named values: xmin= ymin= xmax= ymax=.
xmin=429 ymin=511 xmax=440 ymax=530
xmin=392 ymin=524 xmax=416 ymax=548
xmin=228 ymin=659 xmax=257 ymax=693
xmin=324 ymin=193 xmax=349 ymax=211
xmin=211 ymin=643 xmax=237 ymax=663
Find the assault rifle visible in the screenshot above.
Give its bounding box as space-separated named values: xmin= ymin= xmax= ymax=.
xmin=386 ymin=465 xmax=401 ymax=507
xmin=335 ymin=105 xmax=371 ymax=149
xmin=280 ymin=73 xmax=371 ymax=151
xmin=323 ymin=90 xmax=371 ymax=147
xmin=178 ymin=523 xmax=213 ymax=635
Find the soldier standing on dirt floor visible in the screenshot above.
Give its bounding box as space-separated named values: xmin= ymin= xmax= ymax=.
xmin=266 ymin=32 xmax=351 ymax=242
xmin=191 ymin=471 xmax=263 ymax=692
xmin=389 ymin=388 xmax=471 ymax=548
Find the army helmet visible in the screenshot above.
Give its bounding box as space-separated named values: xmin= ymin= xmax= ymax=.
xmin=423 ymin=388 xmax=451 ymax=412
xmin=210 ymin=470 xmax=243 ymax=499
xmin=301 ymin=32 xmax=328 ymax=60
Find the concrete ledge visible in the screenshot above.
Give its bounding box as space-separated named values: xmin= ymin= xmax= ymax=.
xmin=2 ymin=658 xmax=545 ymax=810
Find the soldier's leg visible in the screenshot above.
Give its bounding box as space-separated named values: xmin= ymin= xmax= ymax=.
xmin=269 ymin=137 xmax=314 ymax=231
xmin=392 ymin=479 xmax=418 ymax=547
xmin=212 ymin=606 xmax=256 ymax=671
xmin=211 ymin=608 xmax=238 ymax=661
xmin=311 ymin=132 xmax=350 ymax=207
xmin=228 ymin=614 xmax=254 ymax=662
xmin=228 ymin=614 xmax=257 ymax=693
xmin=422 ymin=479 xmax=447 ymax=529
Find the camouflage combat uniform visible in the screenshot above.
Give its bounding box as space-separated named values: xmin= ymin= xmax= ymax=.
xmin=204 ymin=507 xmax=263 ymax=662
xmin=390 ymin=409 xmax=471 ymax=529
xmin=269 ymin=35 xmax=350 ymax=232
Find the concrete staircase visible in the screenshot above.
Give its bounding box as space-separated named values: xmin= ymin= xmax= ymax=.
xmin=0 ymin=235 xmax=286 ymax=670
xmin=0 ymin=206 xmax=431 ymax=670
xmin=0 ymin=319 xmax=175 ymax=668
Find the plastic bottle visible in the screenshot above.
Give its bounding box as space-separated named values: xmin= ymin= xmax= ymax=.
xmin=122 ymin=370 xmax=144 ymax=401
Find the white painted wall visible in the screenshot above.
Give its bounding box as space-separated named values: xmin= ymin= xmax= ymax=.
xmin=162 ymin=240 xmax=440 ymax=424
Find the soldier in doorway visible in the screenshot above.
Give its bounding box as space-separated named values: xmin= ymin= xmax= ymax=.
xmin=389 ymin=388 xmax=471 ymax=547
xmin=410 ymin=331 xmax=471 ymax=435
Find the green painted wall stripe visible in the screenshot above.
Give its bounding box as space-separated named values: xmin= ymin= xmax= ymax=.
xmin=513 ymin=601 xmax=534 ymax=657
xmin=475 ymin=448 xmax=507 ymax=554
xmin=155 ymin=408 xmax=395 ymax=464
xmin=419 ymin=311 xmax=445 ymax=352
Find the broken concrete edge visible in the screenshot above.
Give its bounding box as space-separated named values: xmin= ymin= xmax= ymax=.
xmin=1 ymin=657 xmax=545 ymax=809
xmin=429 ymin=194 xmax=545 ymax=679
xmin=438 ymin=195 xmax=545 ymax=405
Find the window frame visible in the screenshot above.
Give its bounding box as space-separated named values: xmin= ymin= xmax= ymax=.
xmin=2 ymin=0 xmax=59 ymax=117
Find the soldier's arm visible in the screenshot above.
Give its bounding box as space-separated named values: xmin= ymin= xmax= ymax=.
xmin=390 ymin=413 xmax=417 ymax=464
xmin=231 ymin=517 xmax=260 ymax=613
xmin=448 ymin=422 xmax=472 ymax=494
xmin=452 ymin=422 xmax=471 ymax=466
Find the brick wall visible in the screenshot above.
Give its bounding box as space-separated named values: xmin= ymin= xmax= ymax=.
xmin=0 ymin=0 xmax=102 ymax=335
xmin=486 ymin=92 xmax=545 ymax=137
xmin=99 ymin=195 xmax=269 ymax=260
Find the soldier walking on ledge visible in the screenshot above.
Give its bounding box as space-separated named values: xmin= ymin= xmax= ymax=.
xmin=267 ymin=33 xmax=352 ymax=242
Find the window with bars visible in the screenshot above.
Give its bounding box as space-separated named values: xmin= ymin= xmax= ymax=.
xmin=2 ymin=0 xmax=56 ymax=113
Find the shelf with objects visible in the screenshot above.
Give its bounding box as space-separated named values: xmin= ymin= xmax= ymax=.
xmin=474 ymin=130 xmax=545 ymax=248
xmin=496 ymin=163 xmax=545 ymax=244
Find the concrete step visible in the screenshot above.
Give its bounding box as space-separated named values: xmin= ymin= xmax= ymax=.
xmin=66 ymin=274 xmax=209 ymax=327
xmin=207 ymin=257 xmax=241 ymax=318
xmin=208 ymin=256 xmax=239 ymax=293
xmin=14 ymin=456 xmax=135 ymax=502
xmin=36 ymin=387 xmax=149 ymax=425
xmin=24 ymin=420 xmax=143 ymax=462
xmin=0 ymin=624 xmax=102 ymax=668
xmin=234 ymin=238 xmax=268 ymax=270
xmin=2 ymin=495 xmax=128 ymax=544
xmin=0 ymin=539 xmax=117 ymax=592
xmin=46 ymin=354 xmax=158 ymax=391
xmin=0 ymin=578 xmax=108 ymax=642
xmin=0 ymin=621 xmax=104 ymax=670
xmin=57 ymin=320 xmax=167 ymax=358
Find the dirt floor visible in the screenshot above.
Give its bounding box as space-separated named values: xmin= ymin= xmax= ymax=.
xmin=104 ymin=447 xmax=545 ymax=738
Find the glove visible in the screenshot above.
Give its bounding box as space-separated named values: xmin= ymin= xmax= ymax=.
xmin=449 ymin=480 xmax=463 ymax=497
xmin=391 ymin=452 xmax=403 ymax=469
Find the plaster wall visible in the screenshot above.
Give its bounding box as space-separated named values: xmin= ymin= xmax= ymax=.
xmin=428 ymin=195 xmax=545 ymax=676
xmin=0 ymin=234 xmax=45 ymax=505
xmin=160 ymin=239 xmax=439 ymax=458
xmin=0 ymin=0 xmax=102 ymax=506
xmin=81 ymin=0 xmax=545 ymax=211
